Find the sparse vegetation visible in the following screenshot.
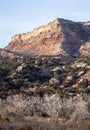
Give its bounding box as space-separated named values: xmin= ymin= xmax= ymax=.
xmin=0 ymin=55 xmax=90 ymax=98
xmin=0 ymin=55 xmax=90 ymax=129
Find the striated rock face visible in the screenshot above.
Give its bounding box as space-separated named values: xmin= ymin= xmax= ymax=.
xmin=6 ymin=18 xmax=90 ymax=56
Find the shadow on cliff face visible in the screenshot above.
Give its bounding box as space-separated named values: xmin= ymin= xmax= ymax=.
xmin=60 ymin=21 xmax=90 ymax=56
xmin=61 ymin=42 xmax=81 ymax=55
xmin=61 ymin=31 xmax=84 ymax=55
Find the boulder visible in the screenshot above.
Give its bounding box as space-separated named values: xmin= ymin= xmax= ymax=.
xmin=49 ymin=77 xmax=60 ymax=85
xmin=65 ymin=76 xmax=74 ymax=83
xmin=78 ymin=71 xmax=85 ymax=77
xmin=53 ymin=66 xmax=63 ymax=75
xmin=16 ymin=63 xmax=26 ymax=72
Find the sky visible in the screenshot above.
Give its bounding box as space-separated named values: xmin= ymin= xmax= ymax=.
xmin=0 ymin=0 xmax=90 ymax=48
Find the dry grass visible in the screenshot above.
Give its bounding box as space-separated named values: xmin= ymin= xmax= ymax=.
xmin=0 ymin=118 xmax=90 ymax=130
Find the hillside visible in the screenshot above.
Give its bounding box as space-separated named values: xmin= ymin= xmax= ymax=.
xmin=0 ymin=18 xmax=90 ymax=130
xmin=0 ymin=55 xmax=90 ymax=130
xmin=0 ymin=55 xmax=90 ymax=98
xmin=0 ymin=48 xmax=23 ymax=61
xmin=5 ymin=18 xmax=90 ymax=56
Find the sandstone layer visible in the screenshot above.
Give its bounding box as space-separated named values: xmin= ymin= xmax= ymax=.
xmin=6 ymin=18 xmax=90 ymax=56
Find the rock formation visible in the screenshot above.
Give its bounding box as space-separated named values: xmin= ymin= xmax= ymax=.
xmin=5 ymin=18 xmax=90 ymax=56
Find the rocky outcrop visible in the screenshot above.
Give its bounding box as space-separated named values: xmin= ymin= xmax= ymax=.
xmin=6 ymin=18 xmax=90 ymax=56
xmin=81 ymin=21 xmax=90 ymax=26
xmin=0 ymin=49 xmax=22 ymax=61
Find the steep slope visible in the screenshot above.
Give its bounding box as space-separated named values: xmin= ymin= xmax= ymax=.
xmin=6 ymin=18 xmax=90 ymax=56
